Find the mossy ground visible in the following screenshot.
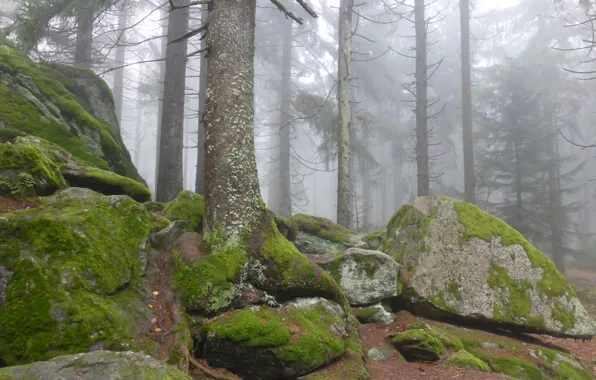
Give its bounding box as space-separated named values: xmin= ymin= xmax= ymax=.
xmin=0 ymin=189 xmax=155 ymax=365
xmin=445 ymin=349 xmax=491 ymax=372
xmin=291 ymin=213 xmax=353 ymax=243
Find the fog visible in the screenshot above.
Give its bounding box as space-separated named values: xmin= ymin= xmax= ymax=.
xmin=2 ymin=0 xmax=596 ymax=268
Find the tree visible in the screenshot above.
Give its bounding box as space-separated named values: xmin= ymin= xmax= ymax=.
xmin=155 ymin=0 xmax=190 ymax=202
xmin=194 ymin=3 xmax=208 ymax=196
xmin=112 ymin=1 xmax=128 ymax=124
xmin=459 ymin=0 xmax=475 ymax=204
xmin=336 ymin=0 xmax=354 ymax=227
xmin=415 ymin=0 xmax=429 ymax=196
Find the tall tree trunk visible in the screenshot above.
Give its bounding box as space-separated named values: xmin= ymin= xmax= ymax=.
xmin=460 ymin=0 xmax=475 ymax=204
xmin=154 ymin=5 xmax=169 ymax=200
xmin=195 ymin=4 xmax=209 ymax=196
xmin=547 ymin=112 xmax=565 ymax=273
xmin=392 ymin=149 xmax=402 ymax=212
xmin=155 ymin=0 xmax=189 ymax=202
xmin=514 ymin=139 xmax=523 ymax=220
xmin=415 ymin=0 xmax=429 ymax=196
xmin=337 ymin=0 xmax=353 ymax=228
xmin=113 ymin=3 xmax=127 ymax=125
xmin=74 ymin=0 xmax=93 ymax=68
xmin=134 ymin=101 xmax=143 ymax=168
xmin=203 ymin=0 xmax=262 ymax=237
xmin=277 ymin=11 xmax=293 ymax=219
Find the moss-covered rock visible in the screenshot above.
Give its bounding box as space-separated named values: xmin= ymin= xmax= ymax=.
xmin=386 ymin=323 xmax=461 ymax=362
xmin=445 ymin=349 xmax=490 ymax=372
xmin=202 ymin=299 xmax=347 ymax=379
xmin=486 ymin=357 xmax=545 ymax=380
xmin=0 ymin=46 xmax=144 ymax=185
xmin=291 ymin=214 xmax=355 ymax=255
xmin=0 ymin=188 xmax=156 ymax=365
xmin=0 ymin=136 xmax=150 ymax=201
xmin=0 ymin=350 xmax=191 ymax=379
xmin=362 ymin=230 xmax=386 ymax=250
xmin=163 ymin=191 xmax=204 ymax=232
xmin=318 ymin=248 xmax=399 ymax=306
xmin=353 ymin=304 xmax=395 ymax=325
xmin=380 ymin=196 xmax=595 ymax=338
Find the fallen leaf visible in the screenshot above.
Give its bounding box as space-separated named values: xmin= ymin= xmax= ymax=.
xmin=153 ymin=291 xmax=159 ymax=296
xmin=155 ymin=328 xmax=162 ymax=332
xmin=148 ymin=304 xmax=153 ymax=309
xmin=151 ymin=317 xmax=158 ymax=324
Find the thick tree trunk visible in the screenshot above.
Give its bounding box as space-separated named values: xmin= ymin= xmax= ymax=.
xmin=337 ymin=0 xmax=353 ymax=228
xmin=203 ymin=0 xmax=262 ymax=237
xmin=277 ymin=12 xmax=293 ymax=219
xmin=154 ymin=6 xmax=168 ymax=200
xmin=195 ymin=4 xmax=209 ymax=196
xmin=156 ymin=0 xmax=189 ymax=202
xmin=460 ymin=0 xmax=475 ymax=204
xmin=113 ymin=4 xmax=127 ymax=125
xmin=415 ymin=0 xmax=429 ymax=196
xmin=74 ymin=0 xmax=93 ymax=68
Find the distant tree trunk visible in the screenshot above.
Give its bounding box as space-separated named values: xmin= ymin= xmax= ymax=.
xmin=547 ymin=112 xmax=565 ymax=273
xmin=133 ymin=101 xmax=143 ymax=168
xmin=415 ymin=0 xmax=429 ymax=197
xmin=156 ymin=0 xmax=189 ymax=202
xmin=154 ymin=5 xmax=168 ymax=200
xmin=392 ymin=150 xmax=403 ymax=211
xmin=460 ymin=0 xmax=475 ymax=204
xmin=337 ymin=0 xmax=353 ymax=228
xmin=514 ymin=138 xmax=523 ymax=224
xmin=277 ymin=11 xmax=293 ymax=219
xmin=183 ymin=118 xmax=189 ymax=190
xmin=113 ymin=3 xmax=127 ymax=125
xmin=203 ymin=0 xmax=262 ymax=236
xmin=74 ymin=0 xmax=93 ymax=68
xmin=195 ymin=4 xmax=208 ymax=196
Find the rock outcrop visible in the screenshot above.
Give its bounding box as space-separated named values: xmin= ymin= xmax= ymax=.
xmin=381 ymin=196 xmax=595 ymax=338
xmin=291 ymin=213 xmax=355 ymax=255
xmin=0 ymin=350 xmax=191 ymax=379
xmin=0 ymin=45 xmax=149 ymax=199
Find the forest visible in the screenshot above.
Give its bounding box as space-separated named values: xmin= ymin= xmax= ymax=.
xmin=1 ymin=0 xmax=595 ymax=273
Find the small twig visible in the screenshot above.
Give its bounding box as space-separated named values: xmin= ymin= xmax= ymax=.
xmin=270 ymin=0 xmax=304 ymax=24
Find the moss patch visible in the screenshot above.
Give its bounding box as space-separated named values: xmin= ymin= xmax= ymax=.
xmin=488 ymin=262 xmax=532 ymax=321
xmin=291 ymin=213 xmax=353 ymax=243
xmin=487 ymin=357 xmax=545 ymax=380
xmin=164 ymin=191 xmax=204 ymax=233
xmin=0 ymin=189 xmax=155 ymax=365
xmin=63 ymin=168 xmax=150 ymax=202
xmin=445 ymin=349 xmax=490 ymax=372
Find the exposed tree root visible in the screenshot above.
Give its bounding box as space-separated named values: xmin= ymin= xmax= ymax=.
xmin=181 ymin=345 xmax=239 ymax=380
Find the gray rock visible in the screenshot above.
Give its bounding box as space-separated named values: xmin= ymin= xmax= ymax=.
xmin=354 ymin=304 xmax=395 ymax=325
xmin=367 ymin=346 xmax=395 ymax=361
xmin=294 ymin=231 xmax=348 ymax=255
xmin=0 ymin=350 xmax=191 ymax=379
xmin=381 ymin=196 xmax=596 ymax=338
xmin=318 ymin=248 xmax=399 ymax=306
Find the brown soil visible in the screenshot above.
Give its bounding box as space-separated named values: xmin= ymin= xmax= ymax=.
xmin=0 ymin=196 xmax=39 ymax=213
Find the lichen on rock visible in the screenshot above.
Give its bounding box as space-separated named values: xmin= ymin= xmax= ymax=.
xmin=380 ymin=196 xmax=595 ymax=338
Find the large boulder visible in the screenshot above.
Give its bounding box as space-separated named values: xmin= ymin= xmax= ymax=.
xmin=0 ymin=188 xmax=157 ymax=365
xmin=0 ymin=45 xmax=145 ymax=185
xmin=381 ymin=196 xmax=595 ymax=338
xmin=318 ymin=248 xmax=399 ymax=306
xmin=0 ymin=350 xmax=191 ymax=380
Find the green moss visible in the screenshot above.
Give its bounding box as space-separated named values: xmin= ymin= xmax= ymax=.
xmin=543 ymin=361 xmax=594 ymax=380
xmin=291 ymin=213 xmax=353 ymax=243
xmin=0 ymin=128 xmax=26 ymax=143
xmin=488 ymin=357 xmax=545 ymax=380
xmin=445 ymin=349 xmax=491 ymax=372
xmin=380 ymin=204 xmax=431 ymax=265
xmin=552 ymin=302 xmax=576 ymax=332
xmin=353 ymin=306 xmax=382 ymax=322
xmin=453 ymin=200 xmax=574 ymax=300
xmin=488 ymin=262 xmax=532 ymax=321
xmin=363 ymin=230 xmax=386 ymax=242
xmin=448 ymin=280 xmax=463 ymax=301
xmin=164 ymin=191 xmax=204 ymax=232
xmin=173 ymin=237 xmax=246 ymax=314
xmin=0 ymin=142 xmax=66 ymax=196
xmin=389 ymin=328 xmax=446 ymax=357
xmin=69 ymin=168 xmax=150 ymax=202
xmin=0 ymin=190 xmax=155 ymax=365
xmin=204 ymin=305 xmax=345 ymax=375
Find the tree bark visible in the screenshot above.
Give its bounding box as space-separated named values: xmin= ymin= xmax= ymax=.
xmin=113 ymin=3 xmax=127 ymax=125
xmin=195 ymin=4 xmax=209 ymax=196
xmin=277 ymin=10 xmax=293 ymax=219
xmin=415 ymin=0 xmax=429 ymax=196
xmin=546 ymin=112 xmax=564 ymax=273
xmin=74 ymin=0 xmax=93 ymax=68
xmin=460 ymin=0 xmax=475 ymax=204
xmin=156 ymin=0 xmax=189 ymax=202
xmin=203 ymin=0 xmax=262 ymax=237
xmin=337 ymin=0 xmax=353 ymax=228
xmin=154 ymin=5 xmax=169 ymax=200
